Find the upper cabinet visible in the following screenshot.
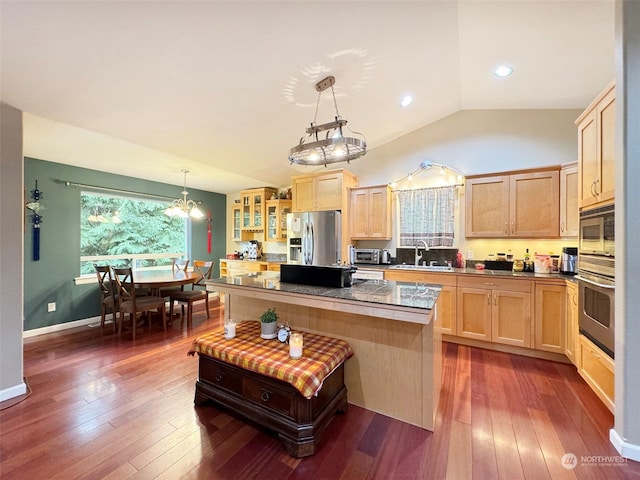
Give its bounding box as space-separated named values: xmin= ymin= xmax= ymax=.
xmin=559 ymin=162 xmax=579 ymax=237
xmin=466 ymin=168 xmax=560 ymax=238
xmin=231 ymin=204 xmax=242 ymax=242
xmin=239 ymin=188 xmax=278 ymax=242
xmin=265 ymin=199 xmax=291 ymax=242
xmin=350 ymin=185 xmax=391 ymax=240
xmin=291 ymin=169 xmax=358 ymax=212
xmin=576 ymin=82 xmax=615 ymax=209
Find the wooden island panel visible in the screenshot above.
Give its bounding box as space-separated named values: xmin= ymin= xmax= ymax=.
xmin=214 ymin=285 xmax=442 ymax=431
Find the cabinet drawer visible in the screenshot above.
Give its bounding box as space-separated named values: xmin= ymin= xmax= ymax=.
xmin=243 ymin=376 xmax=297 ymax=419
xmin=578 ymin=335 xmax=614 ymax=412
xmin=457 ymin=276 xmax=530 ymax=292
xmin=199 ymin=356 xmax=243 ymax=394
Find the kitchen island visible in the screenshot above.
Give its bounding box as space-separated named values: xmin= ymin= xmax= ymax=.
xmin=206 ymin=272 xmax=442 ymax=430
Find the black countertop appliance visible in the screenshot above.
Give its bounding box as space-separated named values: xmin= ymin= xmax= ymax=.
xmin=280 ymin=264 xmax=357 ymax=288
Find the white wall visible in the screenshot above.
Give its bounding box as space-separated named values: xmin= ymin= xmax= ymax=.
xmin=0 ymin=103 xmax=26 ymax=401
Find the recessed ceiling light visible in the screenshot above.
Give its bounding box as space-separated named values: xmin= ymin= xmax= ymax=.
xmin=494 ymin=65 xmax=513 ymax=77
xmin=400 ymin=95 xmax=414 ymax=107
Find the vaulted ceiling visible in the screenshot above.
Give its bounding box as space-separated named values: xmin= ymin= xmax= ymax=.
xmin=1 ymin=1 xmax=614 ymax=194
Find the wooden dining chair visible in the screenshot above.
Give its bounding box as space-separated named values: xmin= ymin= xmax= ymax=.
xmin=159 ymin=258 xmax=189 ymax=298
xmin=113 ymin=267 xmax=166 ymax=340
xmin=94 ymin=264 xmax=118 ymax=333
xmin=169 ymin=260 xmax=215 ymax=329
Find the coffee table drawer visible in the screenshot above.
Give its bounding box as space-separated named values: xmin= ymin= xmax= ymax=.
xmin=243 ymin=376 xmax=296 ymax=419
xmin=199 ymin=355 xmax=242 ymax=393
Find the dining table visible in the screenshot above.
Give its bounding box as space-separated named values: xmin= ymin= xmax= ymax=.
xmin=133 ymin=269 xmax=199 ymax=296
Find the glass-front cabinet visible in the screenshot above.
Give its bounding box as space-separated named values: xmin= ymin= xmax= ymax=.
xmin=231 ymin=205 xmax=241 ymax=241
xmin=266 ymin=199 xmax=292 ymax=242
xmin=240 ymin=188 xmax=277 ymax=231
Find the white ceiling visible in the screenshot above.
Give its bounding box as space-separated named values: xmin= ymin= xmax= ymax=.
xmin=0 ymin=1 xmax=615 ymax=194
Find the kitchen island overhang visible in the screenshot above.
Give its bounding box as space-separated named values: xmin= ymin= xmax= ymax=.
xmin=205 ymin=272 xmax=443 ymax=430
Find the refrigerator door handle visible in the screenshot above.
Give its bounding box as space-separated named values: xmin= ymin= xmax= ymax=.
xmin=303 ymin=222 xmax=310 ymax=264
xmin=309 ymin=222 xmax=315 ymax=264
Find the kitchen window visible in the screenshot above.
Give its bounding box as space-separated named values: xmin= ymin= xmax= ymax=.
xmin=397 ymin=185 xmax=455 ymax=247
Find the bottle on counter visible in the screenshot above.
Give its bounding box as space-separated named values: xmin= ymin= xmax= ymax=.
xmin=455 ymin=251 xmax=464 ymax=268
xmin=523 ymin=248 xmax=534 ymax=272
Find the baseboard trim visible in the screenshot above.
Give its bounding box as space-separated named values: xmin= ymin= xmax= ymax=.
xmin=610 ymin=428 xmax=640 ymax=462
xmin=0 ymin=380 xmax=27 ymax=402
xmin=23 ymin=316 xmax=105 ymax=338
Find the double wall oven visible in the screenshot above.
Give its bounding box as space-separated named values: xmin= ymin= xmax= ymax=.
xmin=576 ymin=203 xmax=615 ymax=359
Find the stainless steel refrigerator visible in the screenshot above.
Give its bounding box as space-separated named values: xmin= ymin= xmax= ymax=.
xmin=286 ymin=211 xmax=342 ymax=265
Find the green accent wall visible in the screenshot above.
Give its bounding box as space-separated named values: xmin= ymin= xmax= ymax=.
xmin=24 ymin=157 xmax=226 ymax=331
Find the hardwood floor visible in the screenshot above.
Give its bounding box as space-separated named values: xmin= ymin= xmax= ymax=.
xmin=2 ymin=304 xmax=639 ymax=479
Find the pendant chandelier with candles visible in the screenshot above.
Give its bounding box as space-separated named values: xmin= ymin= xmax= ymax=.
xmin=165 ymin=169 xmax=204 ymax=219
xmin=288 ymin=76 xmax=367 ymax=167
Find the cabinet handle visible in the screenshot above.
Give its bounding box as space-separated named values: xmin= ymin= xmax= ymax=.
xmin=572 ymin=293 xmax=578 ymax=305
xmin=561 ymin=222 xmax=565 ymax=233
xmin=487 ymin=293 xmax=491 ymax=305
xmin=260 ymin=389 xmax=272 ymax=402
xmin=494 ymin=294 xmax=497 ymax=305
xmin=215 ymin=373 xmax=223 ymax=382
xmin=504 ymin=222 xmax=508 ymax=234
xmin=483 ymin=282 xmax=497 ymax=286
xmin=594 ymin=179 xmax=600 ymax=197
xmin=590 ymin=349 xmax=601 ymax=360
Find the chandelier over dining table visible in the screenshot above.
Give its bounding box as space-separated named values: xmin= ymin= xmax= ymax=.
xmin=165 ymin=169 xmax=204 ymax=219
xmin=288 ymin=75 xmax=367 ymax=167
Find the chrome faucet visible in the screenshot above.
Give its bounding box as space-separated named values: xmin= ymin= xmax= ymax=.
xmin=414 ymin=240 xmax=429 ymax=266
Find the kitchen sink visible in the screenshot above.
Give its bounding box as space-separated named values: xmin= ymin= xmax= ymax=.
xmin=389 ymin=264 xmax=454 ymax=272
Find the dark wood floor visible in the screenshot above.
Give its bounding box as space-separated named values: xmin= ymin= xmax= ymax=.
xmin=2 ymin=304 xmax=639 ymax=479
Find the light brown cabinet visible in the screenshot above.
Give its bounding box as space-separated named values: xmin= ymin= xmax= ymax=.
xmin=350 ymin=185 xmax=391 ymax=240
xmin=231 ymin=204 xmax=242 ymax=242
xmin=465 ymin=169 xmax=559 ymax=238
xmin=291 ymin=169 xmax=358 ymax=212
xmin=565 ymin=281 xmax=579 ymax=365
xmin=265 ymin=199 xmax=291 ymax=242
xmin=576 ymin=82 xmax=615 ymax=209
xmin=533 ymin=282 xmax=566 ymax=354
xmin=560 ymin=163 xmax=579 ymax=237
xmin=240 ymin=188 xmax=277 ymax=232
xmin=456 ymin=277 xmax=531 ymax=348
xmin=384 ymin=270 xmax=457 ymax=335
xmin=219 ymin=259 xmax=276 ymax=277
xmin=578 ymin=334 xmax=614 ymax=413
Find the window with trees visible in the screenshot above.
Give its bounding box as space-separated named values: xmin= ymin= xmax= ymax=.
xmin=80 ymin=192 xmax=188 ymax=275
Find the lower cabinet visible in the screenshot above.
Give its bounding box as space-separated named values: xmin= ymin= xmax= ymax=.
xmin=578 ymin=334 xmax=615 ymax=413
xmin=565 ymin=281 xmax=579 ymax=365
xmin=534 ymin=283 xmax=566 ymax=354
xmin=456 ymin=277 xmax=532 ymax=348
xmin=384 ymin=270 xmax=457 ymax=335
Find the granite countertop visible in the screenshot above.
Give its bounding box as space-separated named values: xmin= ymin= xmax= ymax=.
xmin=207 ymin=271 xmax=441 ymax=311
xmin=353 ymin=264 xmax=576 ymax=281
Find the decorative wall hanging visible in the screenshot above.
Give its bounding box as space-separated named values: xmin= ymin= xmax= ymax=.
xmin=206 ymin=212 xmax=212 ymax=254
xmin=25 ymin=180 xmax=44 ymax=261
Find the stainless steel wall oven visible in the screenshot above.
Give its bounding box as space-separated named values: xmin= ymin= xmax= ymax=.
xmin=576 ymin=203 xmax=615 ymax=359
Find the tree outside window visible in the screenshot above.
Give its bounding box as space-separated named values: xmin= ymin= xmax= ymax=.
xmin=80 ymin=192 xmax=187 ymax=275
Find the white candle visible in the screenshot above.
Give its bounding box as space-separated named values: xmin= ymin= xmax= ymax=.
xmin=289 ymin=333 xmax=303 ymax=359
xmin=224 ymin=319 xmax=236 ymax=339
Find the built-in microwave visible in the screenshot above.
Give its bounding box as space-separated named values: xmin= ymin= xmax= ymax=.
xmin=579 ymin=204 xmax=614 ymax=258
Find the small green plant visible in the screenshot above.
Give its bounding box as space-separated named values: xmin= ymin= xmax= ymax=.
xmin=259 ymin=307 xmax=278 ymax=323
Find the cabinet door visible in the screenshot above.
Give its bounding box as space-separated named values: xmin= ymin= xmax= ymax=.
xmin=457 ymin=287 xmax=491 ymax=341
xmin=491 ymin=290 xmax=531 ymax=348
xmin=465 ymin=176 xmax=510 ymax=237
xmin=565 ymin=281 xmax=578 ymax=365
xmin=597 ymin=89 xmax=615 ymax=204
xmin=231 ymin=205 xmax=241 ymax=241
xmin=368 ymin=187 xmax=391 ymax=238
xmin=579 ymin=334 xmax=614 ymax=413
xmin=510 ymin=171 xmax=559 ymax=237
xmin=560 ymin=165 xmax=579 ymax=237
xmin=534 ymin=283 xmax=566 ymax=353
xmin=292 ymin=177 xmax=315 ymax=212
xmin=315 ymin=173 xmax=343 ymax=210
xmin=350 ymin=189 xmax=369 ymax=238
xmin=578 ymin=110 xmax=599 ymax=208
xmin=436 ymin=286 xmax=457 ymax=336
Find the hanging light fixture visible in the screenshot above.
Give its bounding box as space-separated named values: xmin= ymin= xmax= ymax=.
xmin=288 ymin=75 xmax=367 ymax=166
xmin=165 ymin=169 xmax=204 ymax=219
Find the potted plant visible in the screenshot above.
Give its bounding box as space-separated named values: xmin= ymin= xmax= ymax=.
xmin=259 ymin=307 xmax=279 ymax=339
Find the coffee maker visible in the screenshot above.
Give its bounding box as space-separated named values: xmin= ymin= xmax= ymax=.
xmin=560 ymin=247 xmax=578 ymax=275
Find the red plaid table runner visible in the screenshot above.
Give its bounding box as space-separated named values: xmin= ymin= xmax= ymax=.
xmin=188 ymin=321 xmax=353 ymax=399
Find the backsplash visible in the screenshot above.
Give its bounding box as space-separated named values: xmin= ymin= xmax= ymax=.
xmin=395 ymin=247 xmax=458 ymax=266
